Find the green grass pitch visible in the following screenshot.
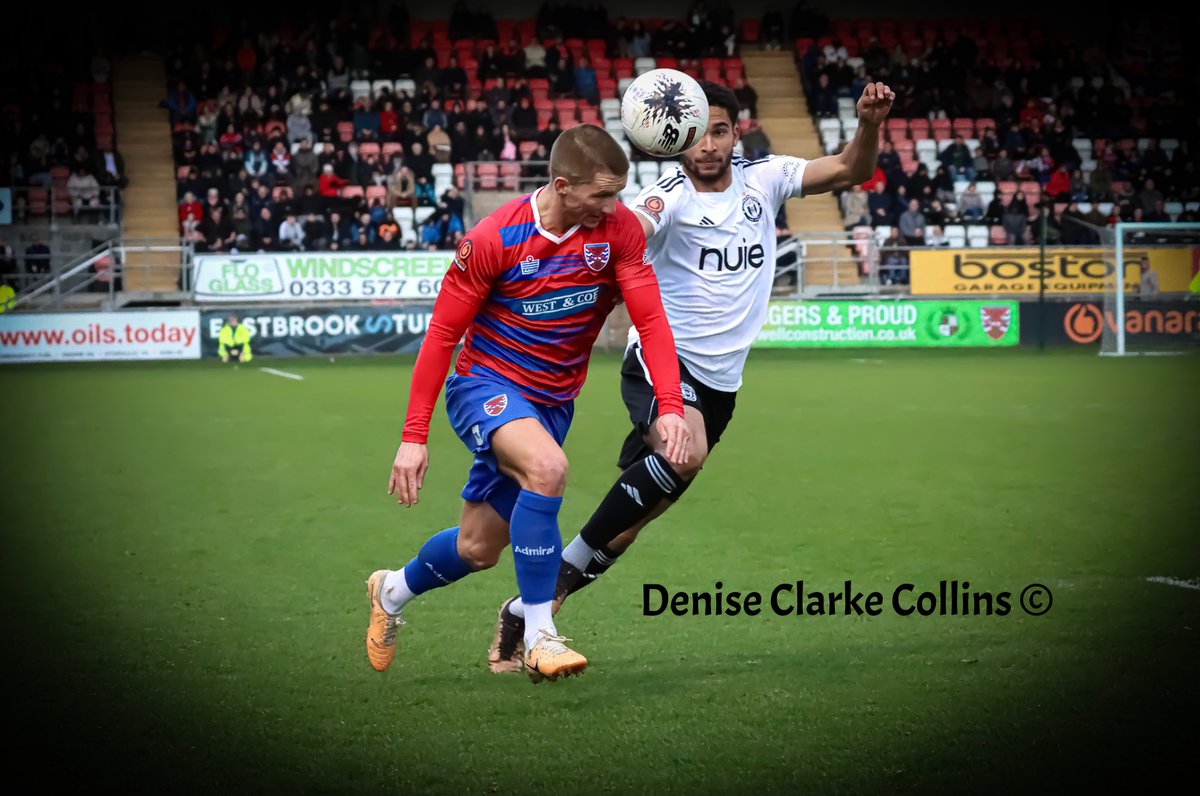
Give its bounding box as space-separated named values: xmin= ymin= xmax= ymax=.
xmin=3 ymin=348 xmax=1198 ymax=794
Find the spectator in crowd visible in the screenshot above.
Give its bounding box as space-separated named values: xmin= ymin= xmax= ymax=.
xmin=925 ymin=225 xmax=949 ymax=246
xmin=958 ymin=182 xmax=985 ymax=221
xmin=991 ymin=149 xmax=1016 ymax=183
xmin=984 ymin=193 xmax=1006 ymax=226
xmin=1084 ymin=159 xmax=1113 ymax=201
xmin=387 ymin=164 xmax=415 ymax=208
xmin=349 ymin=211 xmax=376 ymax=246
xmin=868 ymin=181 xmax=895 ymax=227
xmin=303 ymin=212 xmax=331 ymax=250
xmin=291 ymin=139 xmax=320 ymax=196
xmin=201 ymin=206 xmax=236 ymax=251
xmin=732 ymin=77 xmax=758 ymax=120
xmin=939 ymin=135 xmax=974 ymax=181
xmin=1138 ymin=254 xmax=1158 ymax=298
xmin=1003 ymin=191 xmax=1030 ymax=244
xmin=252 ymin=206 xmax=276 ymax=250
xmin=414 ymin=175 xmax=437 ymax=206
xmin=278 ymin=212 xmax=306 ymax=250
xmin=319 ymin=163 xmax=347 ymax=198
xmin=1137 ymin=178 xmax=1164 ymax=216
xmin=898 ymin=199 xmax=927 ymax=246
xmin=840 ymin=184 xmax=869 ymax=228
xmin=970 ymin=146 xmax=991 ymax=181
xmin=931 ymin=165 xmax=956 ymax=205
xmin=269 ymin=141 xmax=290 ymax=179
xmin=25 ymin=235 xmax=51 ymax=275
xmin=397 ymin=140 xmax=428 ymax=180
xmin=740 ymin=120 xmax=771 ymax=160
xmin=880 ymin=230 xmax=909 ymax=285
xmin=0 ymin=238 xmax=16 ymax=282
xmin=93 ymin=147 xmax=127 ymax=189
xmin=1045 ymin=163 xmax=1072 ymax=199
xmin=524 ymin=36 xmax=548 ymax=77
xmin=512 ymin=96 xmax=538 ymax=141
xmin=574 ymin=57 xmax=599 ymax=105
xmin=1144 ymin=198 xmax=1171 ymax=223
xmin=160 ymin=82 xmax=197 ymax=127
xmin=428 ymin=124 xmax=452 ymax=163
xmin=67 ymin=166 xmax=102 ymax=217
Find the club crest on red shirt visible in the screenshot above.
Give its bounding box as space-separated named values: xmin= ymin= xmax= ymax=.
xmin=483 ymin=394 xmax=508 ymax=416
xmin=583 ymin=242 xmax=611 ymax=272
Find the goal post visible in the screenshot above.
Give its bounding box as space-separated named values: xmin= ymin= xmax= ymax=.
xmin=1100 ymin=222 xmax=1200 ymax=356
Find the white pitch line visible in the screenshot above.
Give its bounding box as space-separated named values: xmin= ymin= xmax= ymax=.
xmin=260 ymin=367 xmax=304 ymax=381
xmin=1146 ymin=576 xmax=1200 ymax=591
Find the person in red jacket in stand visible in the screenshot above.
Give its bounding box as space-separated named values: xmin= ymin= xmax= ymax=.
xmin=318 ymin=163 xmax=346 ymax=197
xmin=362 ymin=125 xmax=691 ymax=684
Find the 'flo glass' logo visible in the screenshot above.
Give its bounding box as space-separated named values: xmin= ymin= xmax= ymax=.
xmin=196 ymin=257 xmax=284 ymax=297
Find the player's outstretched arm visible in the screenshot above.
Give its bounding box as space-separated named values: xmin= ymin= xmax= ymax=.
xmin=799 ymin=82 xmax=896 ymax=196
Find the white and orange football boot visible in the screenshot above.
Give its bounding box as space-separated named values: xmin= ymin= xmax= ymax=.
xmin=364 ymin=569 xmax=405 ymax=672
xmin=523 ymin=628 xmax=588 ymax=683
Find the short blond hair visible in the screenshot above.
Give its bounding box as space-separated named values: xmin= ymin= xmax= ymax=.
xmin=549 ymin=125 xmax=629 ymax=185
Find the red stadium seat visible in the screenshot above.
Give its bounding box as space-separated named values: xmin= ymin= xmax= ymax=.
xmin=500 ymin=163 xmax=521 ymax=191
xmin=382 ymin=142 xmax=404 ymax=161
xmin=357 ymin=142 xmax=380 ymax=158
xmin=519 ymin=141 xmax=540 ymax=159
xmin=340 ymin=185 xmax=363 ymax=199
xmin=454 ymin=163 xmax=466 ymax=189
xmin=366 ymin=186 xmax=388 ymax=204
xmin=952 ymin=118 xmax=975 ymax=137
xmin=554 ymin=99 xmax=578 ymax=121
xmin=27 ymin=187 xmax=48 ymax=215
xmin=337 ymin=122 xmax=354 ymax=143
xmin=989 ymin=225 xmax=1009 ymax=245
xmin=477 ymin=162 xmax=499 ymax=190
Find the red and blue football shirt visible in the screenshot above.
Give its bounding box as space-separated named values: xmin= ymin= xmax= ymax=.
xmin=402 ymin=187 xmax=684 ymax=444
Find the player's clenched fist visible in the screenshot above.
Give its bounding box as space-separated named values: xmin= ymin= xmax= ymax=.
xmin=388 ymin=441 xmax=429 ymax=507
xmin=857 ymin=82 xmax=896 ymax=125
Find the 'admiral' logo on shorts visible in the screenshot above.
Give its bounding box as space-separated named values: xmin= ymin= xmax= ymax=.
xmin=483 ymin=394 xmax=508 ymax=416
xmin=583 ymin=242 xmax=611 ymax=271
xmin=680 ymin=381 xmax=697 ymax=402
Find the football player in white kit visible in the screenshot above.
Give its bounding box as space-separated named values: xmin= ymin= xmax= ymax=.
xmin=489 ymin=80 xmax=895 ymax=670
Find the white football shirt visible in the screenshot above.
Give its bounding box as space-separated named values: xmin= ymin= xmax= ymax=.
xmin=629 ymin=154 xmax=809 ymax=391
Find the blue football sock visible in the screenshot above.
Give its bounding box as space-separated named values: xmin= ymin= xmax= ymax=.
xmin=509 ymin=489 xmax=563 ymax=606
xmin=401 ymin=526 xmax=474 ymax=596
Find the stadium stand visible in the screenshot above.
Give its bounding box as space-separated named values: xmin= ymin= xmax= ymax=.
xmin=796 ymin=15 xmax=1200 ymax=255
xmin=1 ymin=51 xmax=126 ymax=287
xmin=159 ymin=6 xmax=761 ymax=256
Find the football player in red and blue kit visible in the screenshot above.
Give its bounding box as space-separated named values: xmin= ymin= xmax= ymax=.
xmin=364 ymin=125 xmax=692 ymax=683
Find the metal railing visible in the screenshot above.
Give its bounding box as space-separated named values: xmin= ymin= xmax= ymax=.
xmin=4 ymin=185 xmax=122 ymax=228
xmin=6 ymin=238 xmax=192 ymax=311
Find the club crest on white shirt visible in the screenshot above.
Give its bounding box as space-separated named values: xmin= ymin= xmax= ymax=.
xmin=741 ymin=195 xmax=763 ymax=222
